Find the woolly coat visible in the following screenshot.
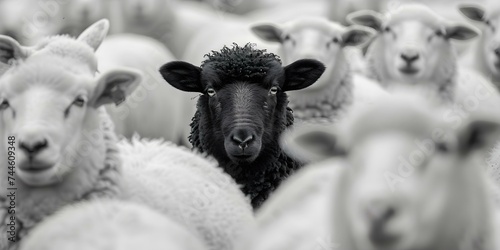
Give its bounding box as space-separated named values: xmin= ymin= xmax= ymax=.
xmin=19 ymin=200 xmax=208 ymax=250
xmin=0 ymin=110 xmax=255 ymax=250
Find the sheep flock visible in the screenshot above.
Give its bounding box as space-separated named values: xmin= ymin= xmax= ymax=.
xmin=1 ymin=0 xmax=500 ymax=250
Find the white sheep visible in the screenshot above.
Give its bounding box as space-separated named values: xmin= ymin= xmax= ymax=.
xmin=251 ymin=17 xmax=388 ymax=124
xmin=244 ymin=92 xmax=500 ymax=250
xmin=96 ymin=33 xmax=186 ymax=143
xmin=459 ymin=1 xmax=500 ymax=89
xmin=347 ymin=3 xmax=496 ymax=103
xmin=19 ymin=200 xmax=208 ymax=250
xmin=0 ymin=19 xmax=255 ymax=250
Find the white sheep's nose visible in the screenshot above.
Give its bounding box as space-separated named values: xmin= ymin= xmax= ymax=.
xmin=17 ymin=126 xmax=51 ymax=157
xmin=365 ymin=200 xmax=398 ymax=225
xmin=19 ymin=135 xmax=49 ymax=157
xmin=400 ymin=50 xmax=420 ymax=64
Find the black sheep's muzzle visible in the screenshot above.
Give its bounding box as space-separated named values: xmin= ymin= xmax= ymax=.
xmin=224 ymin=127 xmax=262 ymax=164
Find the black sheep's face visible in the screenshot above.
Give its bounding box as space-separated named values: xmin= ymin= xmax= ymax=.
xmin=160 ymin=59 xmax=325 ymax=164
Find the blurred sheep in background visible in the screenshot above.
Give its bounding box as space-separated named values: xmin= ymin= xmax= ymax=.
xmin=1 ymin=1 xmax=500 ymax=249
xmin=247 ymin=91 xmax=500 ymax=250
xmin=459 ymin=0 xmax=500 ymax=89
xmin=20 ymin=200 xmax=208 ymax=250
xmin=252 ymin=17 xmax=388 ymax=124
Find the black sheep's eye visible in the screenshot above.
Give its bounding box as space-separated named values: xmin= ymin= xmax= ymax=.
xmin=0 ymin=100 xmax=9 ymax=110
xmin=207 ymin=88 xmax=216 ymax=96
xmin=73 ymin=96 xmax=86 ymax=107
xmin=270 ymin=86 xmax=278 ymax=95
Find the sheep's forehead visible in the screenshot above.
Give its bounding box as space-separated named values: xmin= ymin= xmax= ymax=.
xmin=391 ymin=21 xmax=441 ymax=38
xmin=34 ymin=36 xmax=98 ymax=72
xmin=286 ymin=18 xmax=344 ymax=37
xmin=352 ymin=133 xmax=417 ymax=173
xmin=0 ymin=59 xmax=93 ymax=96
xmin=385 ymin=5 xmax=444 ymax=30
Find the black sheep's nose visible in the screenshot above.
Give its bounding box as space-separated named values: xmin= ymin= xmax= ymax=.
xmin=231 ymin=130 xmax=255 ymax=150
xmin=20 ymin=138 xmax=48 ymax=157
xmin=401 ymin=52 xmax=420 ymax=63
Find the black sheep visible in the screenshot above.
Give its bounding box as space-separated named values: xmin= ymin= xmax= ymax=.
xmin=159 ymin=43 xmax=325 ymax=208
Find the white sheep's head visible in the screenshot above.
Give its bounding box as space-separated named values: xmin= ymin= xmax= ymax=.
xmin=0 ymin=19 xmax=142 ymax=187
xmin=252 ymin=18 xmax=375 ymax=90
xmin=0 ymin=58 xmax=141 ymax=187
xmin=0 ymin=18 xmax=111 ymax=77
xmin=282 ymin=92 xmax=500 ymax=250
xmin=348 ymin=4 xmax=479 ymax=84
xmin=459 ymin=3 xmax=500 ymax=79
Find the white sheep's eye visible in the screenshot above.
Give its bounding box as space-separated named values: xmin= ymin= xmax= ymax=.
xmin=384 ymin=26 xmax=391 ymax=33
xmin=332 ymin=37 xmax=340 ymax=43
xmin=0 ymin=100 xmax=9 ymax=110
xmin=207 ymin=88 xmax=216 ymax=96
xmin=73 ymin=96 xmax=87 ymax=107
xmin=283 ymin=34 xmax=291 ymax=41
xmin=270 ymin=86 xmax=278 ymax=95
xmin=434 ymin=30 xmax=443 ymax=37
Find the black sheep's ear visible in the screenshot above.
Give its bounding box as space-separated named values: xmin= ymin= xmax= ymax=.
xmin=159 ymin=61 xmax=203 ymax=93
xmin=346 ymin=10 xmax=384 ymax=31
xmin=457 ymin=119 xmax=500 ymax=156
xmin=282 ymin=59 xmax=325 ymax=91
xmin=458 ymin=4 xmax=486 ymax=22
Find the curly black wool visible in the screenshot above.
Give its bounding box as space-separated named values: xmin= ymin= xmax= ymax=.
xmin=201 ymin=43 xmax=281 ymax=83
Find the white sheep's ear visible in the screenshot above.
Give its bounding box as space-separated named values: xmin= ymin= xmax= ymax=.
xmin=346 ymin=10 xmax=384 ymax=31
xmin=251 ymin=23 xmax=283 ymax=43
xmin=77 ymin=19 xmax=110 ymax=51
xmin=457 ymin=118 xmax=500 ymax=155
xmin=341 ymin=25 xmax=376 ymax=47
xmin=0 ymin=35 xmax=30 ymax=64
xmin=90 ymin=68 xmax=142 ymax=108
xmin=458 ymin=4 xmax=486 ymax=22
xmin=445 ymin=23 xmax=479 ymax=41
xmin=280 ymin=123 xmax=346 ymax=164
